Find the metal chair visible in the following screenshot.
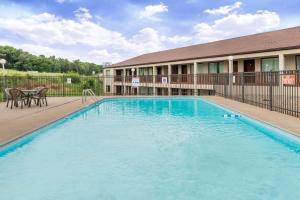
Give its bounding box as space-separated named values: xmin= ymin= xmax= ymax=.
xmin=30 ymin=87 xmax=49 ymax=107
xmin=8 ymin=88 xmax=27 ymax=109
xmin=4 ymin=88 xmax=12 ymax=108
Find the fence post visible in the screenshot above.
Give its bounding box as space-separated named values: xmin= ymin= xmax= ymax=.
xmin=269 ymin=71 xmax=273 ymax=111
xmin=62 ymin=74 xmax=65 ymax=97
xmin=1 ymin=75 xmax=4 ymax=101
xmin=242 ymin=73 xmax=245 ymax=103
xmin=224 ymin=74 xmax=227 ymax=97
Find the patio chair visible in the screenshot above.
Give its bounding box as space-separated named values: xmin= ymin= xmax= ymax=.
xmin=8 ymin=88 xmax=27 ymax=109
xmin=30 ymin=87 xmax=49 ymax=107
xmin=4 ymin=88 xmax=12 ymax=108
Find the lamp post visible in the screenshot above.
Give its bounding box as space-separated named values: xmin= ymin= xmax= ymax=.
xmin=131 ymin=68 xmax=135 ymax=76
xmin=0 ymin=58 xmax=6 ymax=72
xmin=0 ymin=59 xmax=7 ymax=97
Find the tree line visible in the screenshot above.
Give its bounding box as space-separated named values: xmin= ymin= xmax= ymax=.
xmin=0 ymin=46 xmax=103 ymax=75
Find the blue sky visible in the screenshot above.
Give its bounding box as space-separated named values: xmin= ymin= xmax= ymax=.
xmin=0 ymin=0 xmax=299 ymax=64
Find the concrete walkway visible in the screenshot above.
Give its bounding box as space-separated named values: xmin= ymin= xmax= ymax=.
xmin=203 ymin=96 xmax=300 ymax=136
xmin=0 ymin=97 xmax=99 ymax=146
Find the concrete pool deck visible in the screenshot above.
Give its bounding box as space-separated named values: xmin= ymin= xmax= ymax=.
xmin=0 ymin=97 xmax=101 ymax=146
xmin=203 ymin=96 xmax=300 ymax=136
xmin=0 ymin=96 xmax=299 ymax=147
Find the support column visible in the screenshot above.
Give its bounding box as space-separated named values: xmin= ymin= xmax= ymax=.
xmin=279 ymin=53 xmax=285 ymax=71
xmin=112 ymin=69 xmax=116 ymax=95
xmin=178 ymin=65 xmax=182 ymax=95
xmin=193 ymin=62 xmax=197 ymax=96
xmin=136 ymin=67 xmax=140 ymax=95
xmin=278 ymin=53 xmax=285 ymax=87
xmin=153 ymin=66 xmax=157 ymax=96
xmin=228 ymin=56 xmax=234 ymax=98
xmin=122 ymin=69 xmax=126 ymax=95
xmin=168 ymin=64 xmax=171 ymax=96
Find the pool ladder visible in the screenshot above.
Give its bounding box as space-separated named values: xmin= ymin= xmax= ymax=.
xmin=82 ymin=89 xmax=98 ymax=103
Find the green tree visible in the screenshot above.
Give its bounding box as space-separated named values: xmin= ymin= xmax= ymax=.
xmin=0 ymin=45 xmax=103 ymax=75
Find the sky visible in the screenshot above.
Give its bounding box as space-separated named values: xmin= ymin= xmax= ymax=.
xmin=0 ymin=0 xmax=299 ymax=64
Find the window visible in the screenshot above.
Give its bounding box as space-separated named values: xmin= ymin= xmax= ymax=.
xmin=297 ymin=56 xmax=300 ymax=70
xmin=261 ymin=58 xmax=279 ymax=72
xmin=208 ymin=63 xmax=218 ymax=73
xmin=219 ymin=62 xmax=225 ymax=73
xmin=208 ymin=62 xmax=224 ymax=73
xmin=197 ymin=63 xmax=206 ymax=74
xmin=149 ymin=68 xmax=153 ymax=75
xmin=105 ymin=70 xmax=110 ymax=76
xmin=106 ymin=85 xmax=110 ymax=93
xmin=139 ymin=68 xmax=145 ymax=75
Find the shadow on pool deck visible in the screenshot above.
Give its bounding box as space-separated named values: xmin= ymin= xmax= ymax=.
xmin=0 ymin=97 xmax=101 ymax=146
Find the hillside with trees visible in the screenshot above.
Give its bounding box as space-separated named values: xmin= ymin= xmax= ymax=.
xmin=0 ymin=46 xmax=102 ymax=75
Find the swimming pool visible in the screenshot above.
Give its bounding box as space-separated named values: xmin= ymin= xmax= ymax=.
xmin=1 ymin=98 xmax=300 ymax=200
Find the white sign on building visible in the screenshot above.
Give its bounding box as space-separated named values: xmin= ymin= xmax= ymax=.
xmin=162 ymin=77 xmax=168 ymax=84
xmin=132 ymin=77 xmax=140 ymax=88
xmin=67 ymin=78 xmax=72 ymax=84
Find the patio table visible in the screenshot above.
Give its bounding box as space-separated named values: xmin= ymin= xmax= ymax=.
xmin=21 ymin=89 xmax=38 ymax=107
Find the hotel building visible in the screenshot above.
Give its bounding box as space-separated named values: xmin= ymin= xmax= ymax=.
xmin=103 ymin=27 xmax=300 ymax=96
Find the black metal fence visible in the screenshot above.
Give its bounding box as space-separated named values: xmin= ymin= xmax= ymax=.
xmin=1 ymin=71 xmax=299 ymax=118
xmin=214 ymin=71 xmax=300 ymax=118
xmin=0 ymin=75 xmax=103 ymax=101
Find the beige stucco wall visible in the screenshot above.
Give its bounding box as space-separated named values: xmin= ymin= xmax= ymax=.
xmin=255 ymin=59 xmax=261 ymax=72
xmin=223 ymin=61 xmax=229 ymax=73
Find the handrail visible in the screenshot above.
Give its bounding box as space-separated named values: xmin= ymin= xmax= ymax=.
xmin=82 ymin=89 xmax=98 ymax=103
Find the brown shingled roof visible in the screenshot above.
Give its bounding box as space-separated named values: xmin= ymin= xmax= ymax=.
xmin=110 ymin=26 xmax=300 ymax=68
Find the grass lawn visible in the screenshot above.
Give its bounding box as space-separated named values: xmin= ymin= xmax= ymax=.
xmin=0 ymin=69 xmax=63 ymax=76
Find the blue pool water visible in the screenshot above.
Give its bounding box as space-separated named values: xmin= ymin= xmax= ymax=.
xmin=1 ymin=98 xmax=300 ymax=200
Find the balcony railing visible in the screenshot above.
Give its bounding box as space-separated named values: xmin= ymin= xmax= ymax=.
xmin=114 ymin=75 xmax=123 ymax=82
xmin=139 ymin=75 xmax=153 ymax=83
xmin=171 ymin=74 xmax=194 ymax=84
xmin=112 ymin=71 xmax=300 ymax=86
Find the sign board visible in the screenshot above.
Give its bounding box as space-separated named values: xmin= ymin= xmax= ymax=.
xmin=67 ymin=78 xmax=72 ymax=84
xmin=282 ymin=75 xmax=295 ymax=85
xmin=161 ymin=77 xmax=168 ymax=84
xmin=132 ymin=77 xmax=140 ymax=88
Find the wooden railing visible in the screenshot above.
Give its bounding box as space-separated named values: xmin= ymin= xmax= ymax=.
xmin=112 ymin=71 xmax=300 ymax=86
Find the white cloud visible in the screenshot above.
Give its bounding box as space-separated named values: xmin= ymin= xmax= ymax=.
xmin=88 ymin=50 xmax=122 ymax=63
xmin=205 ymin=1 xmax=242 ymax=15
xmin=139 ymin=2 xmax=168 ymax=20
xmin=56 ymin=0 xmax=66 ymax=4
xmin=194 ymin=10 xmax=280 ymax=43
xmin=74 ymin=7 xmax=93 ymax=21
xmin=167 ymin=35 xmax=192 ymax=44
xmin=0 ymin=11 xmax=130 ymax=48
xmin=0 ymin=3 xmax=282 ymax=64
xmin=0 ymin=8 xmax=168 ymax=63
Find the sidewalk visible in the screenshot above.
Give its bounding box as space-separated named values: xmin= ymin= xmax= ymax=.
xmin=203 ymin=96 xmax=300 ymax=136
xmin=0 ymin=97 xmax=99 ymax=146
